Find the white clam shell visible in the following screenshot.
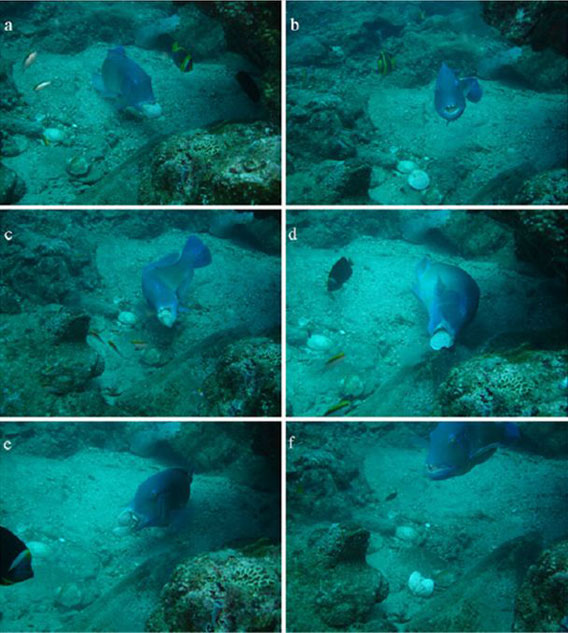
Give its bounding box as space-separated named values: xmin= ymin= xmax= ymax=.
xmin=408 ymin=571 xmax=434 ymax=597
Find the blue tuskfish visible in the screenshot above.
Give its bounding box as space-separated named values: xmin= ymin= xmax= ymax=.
xmin=426 ymin=422 xmax=519 ymax=480
xmin=434 ymin=62 xmax=482 ymax=122
xmin=128 ymin=468 xmax=191 ymax=531
xmin=413 ymin=256 xmax=480 ymax=350
xmin=142 ymin=235 xmax=212 ymax=328
xmin=93 ymin=46 xmax=161 ymax=117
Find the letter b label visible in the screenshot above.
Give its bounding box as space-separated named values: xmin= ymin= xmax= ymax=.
xmin=290 ymin=17 xmax=299 ymax=31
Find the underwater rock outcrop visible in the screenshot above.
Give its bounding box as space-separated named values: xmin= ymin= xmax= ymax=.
xmin=287 ymin=88 xmax=373 ymax=204
xmin=0 ymin=52 xmax=21 ymax=111
xmin=513 ymin=538 xmax=568 ymax=632
xmin=146 ymin=548 xmax=281 ymax=633
xmin=0 ymin=163 xmax=26 ymax=203
xmin=288 ymin=522 xmax=388 ymax=630
xmin=481 ymin=2 xmax=567 ymax=56
xmin=0 ymin=307 xmax=107 ymax=415
xmin=287 ymin=444 xmax=370 ymax=520
xmin=202 ymin=337 xmax=280 ymax=417
xmin=138 ymin=123 xmax=280 ymax=205
xmin=2 ymin=228 xmax=99 ymax=303
xmin=437 ymin=350 xmax=568 ymax=417
xmin=487 ymin=209 xmax=568 ymax=278
xmin=195 ymin=1 xmax=280 ymax=121
xmin=514 ymin=168 xmax=568 ymax=206
xmin=517 ymin=423 xmax=568 ymax=457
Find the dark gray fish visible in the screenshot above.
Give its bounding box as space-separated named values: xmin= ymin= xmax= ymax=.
xmin=0 ymin=526 xmax=34 ymax=586
xmin=327 ymin=257 xmax=353 ymax=291
xmin=236 ymin=71 xmax=261 ymax=103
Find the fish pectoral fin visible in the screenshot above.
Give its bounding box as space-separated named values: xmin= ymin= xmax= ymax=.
xmin=157 ymin=492 xmax=169 ymax=524
xmin=470 ymin=445 xmax=498 ymax=466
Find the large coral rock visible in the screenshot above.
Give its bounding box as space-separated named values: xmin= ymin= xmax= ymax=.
xmin=202 ymin=337 xmax=281 ymax=416
xmin=0 ymin=52 xmax=21 ymax=111
xmin=514 ymin=168 xmax=568 ymax=206
xmin=0 ymin=163 xmax=26 ymax=203
xmin=0 ymin=307 xmax=107 ymax=415
xmin=513 ymin=539 xmax=568 ymax=632
xmin=288 ymin=522 xmax=388 ymax=630
xmin=481 ymin=1 xmax=567 ymax=55
xmin=2 ymin=227 xmax=99 ymax=303
xmin=437 ymin=350 xmax=568 ymax=417
xmin=195 ymin=1 xmax=280 ymax=120
xmin=138 ymin=123 xmax=280 ymax=205
xmin=517 ymin=422 xmax=568 ymax=457
xmin=487 ymin=209 xmax=568 ymax=278
xmin=146 ymin=549 xmax=281 ymax=633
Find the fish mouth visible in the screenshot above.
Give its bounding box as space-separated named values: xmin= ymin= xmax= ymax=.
xmin=444 ymin=103 xmax=460 ymax=115
xmin=425 ymin=463 xmax=456 ymax=480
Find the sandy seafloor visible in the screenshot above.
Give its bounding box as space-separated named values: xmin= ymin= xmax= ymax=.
xmin=286 ymin=422 xmax=568 ymax=632
xmin=286 ymin=210 xmax=567 ymax=416
xmin=1 ymin=4 xmax=268 ymax=204
xmin=0 ymin=210 xmax=281 ymax=417
xmin=0 ymin=422 xmax=280 ymax=633
xmin=286 ymin=1 xmax=568 ymax=205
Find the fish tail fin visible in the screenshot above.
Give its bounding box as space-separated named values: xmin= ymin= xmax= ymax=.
xmin=182 ymin=235 xmax=212 ymax=268
xmin=503 ymin=422 xmax=520 ymax=442
xmin=109 ymin=45 xmax=126 ymax=57
xmin=415 ymin=255 xmax=431 ymax=278
xmin=461 ymin=77 xmax=483 ymax=103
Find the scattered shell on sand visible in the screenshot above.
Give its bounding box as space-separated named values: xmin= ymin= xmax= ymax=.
xmin=397 ymin=160 xmax=417 ymax=174
xmin=43 ymin=127 xmax=65 ymax=144
xmin=307 ymin=334 xmax=332 ymax=351
xmin=118 ymin=311 xmax=137 ymax=327
xmin=408 ymin=571 xmax=434 ymax=597
xmin=66 ymin=155 xmax=91 ymax=178
xmin=408 ymin=169 xmax=430 ymax=191
xmin=395 ymin=525 xmax=419 ymax=543
xmin=339 ymin=374 xmax=365 ymax=398
xmin=55 ymin=582 xmax=83 ymax=609
xmin=26 ymin=540 xmax=51 ymax=558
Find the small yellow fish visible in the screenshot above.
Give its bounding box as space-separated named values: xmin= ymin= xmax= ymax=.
xmin=33 ymin=80 xmax=52 ymax=92
xmin=107 ymin=340 xmax=123 ymax=356
xmin=325 ymin=352 xmax=345 ymax=366
xmin=324 ymin=400 xmax=351 ymax=416
xmin=171 ymin=41 xmax=193 ymax=73
xmin=23 ymin=51 xmax=37 ymax=70
xmin=87 ymin=330 xmax=104 ymax=344
xmin=377 ymin=50 xmax=396 ymax=76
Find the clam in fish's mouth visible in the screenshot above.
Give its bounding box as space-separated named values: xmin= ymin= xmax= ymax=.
xmin=426 ymin=463 xmax=455 ymax=479
xmin=444 ymin=103 xmax=460 ymax=115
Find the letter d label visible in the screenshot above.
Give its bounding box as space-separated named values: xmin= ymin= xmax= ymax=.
xmin=288 ymin=227 xmax=297 ymax=241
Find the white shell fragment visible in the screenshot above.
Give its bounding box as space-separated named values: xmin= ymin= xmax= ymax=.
xmin=118 ymin=311 xmax=137 ymax=327
xmin=407 ymin=169 xmax=430 ymax=191
xmin=396 ymin=160 xmax=417 ymax=174
xmin=306 ymin=334 xmax=332 ymax=351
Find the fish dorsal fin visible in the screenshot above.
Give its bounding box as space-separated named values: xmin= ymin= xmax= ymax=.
xmin=434 ymin=274 xmax=446 ymax=297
